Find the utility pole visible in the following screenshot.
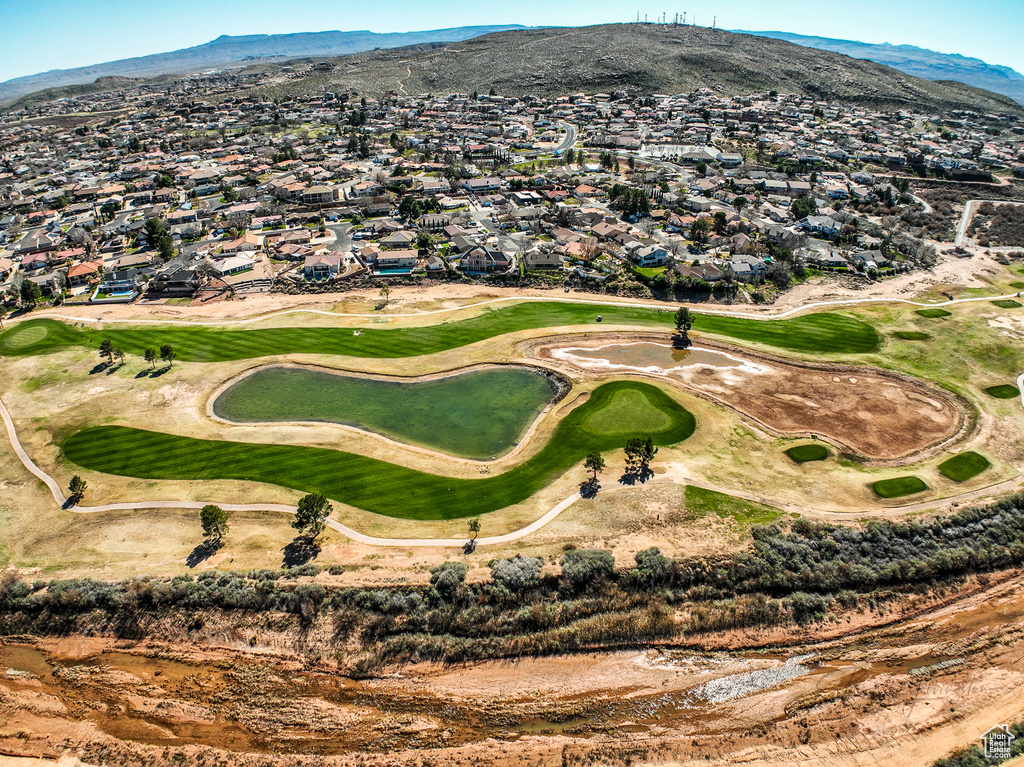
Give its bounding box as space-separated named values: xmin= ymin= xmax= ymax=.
xmin=713 ymin=16 xmax=717 ymax=29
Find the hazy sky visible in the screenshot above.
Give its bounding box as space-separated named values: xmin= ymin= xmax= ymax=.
xmin=2 ymin=0 xmax=1023 ymax=82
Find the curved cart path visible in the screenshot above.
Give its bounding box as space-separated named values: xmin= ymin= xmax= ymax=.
xmin=1 ymin=291 xmax=1022 ymax=547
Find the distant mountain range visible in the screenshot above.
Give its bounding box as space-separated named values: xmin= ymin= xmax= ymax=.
xmin=0 ymin=26 xmax=527 ymax=105
xmin=738 ymin=31 xmax=1024 ymax=106
xmin=3 ymin=23 xmax=1022 ymax=115
xmin=234 ymin=24 xmax=1021 ymax=115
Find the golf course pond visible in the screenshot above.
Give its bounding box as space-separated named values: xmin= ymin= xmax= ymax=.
xmin=211 ymin=364 xmax=565 ymax=460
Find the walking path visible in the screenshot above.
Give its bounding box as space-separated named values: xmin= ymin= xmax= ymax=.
xmin=10 ymin=287 xmax=1024 ymax=329
xmin=1 ymin=291 xmax=1022 ymax=548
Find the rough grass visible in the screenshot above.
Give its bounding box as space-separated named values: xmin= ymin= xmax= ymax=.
xmin=0 ymin=304 xmax=881 ymax=361
xmin=915 ymin=308 xmax=952 ymax=318
xmin=986 ymin=384 xmax=1021 ymax=399
xmin=893 ymin=331 xmax=930 ymax=341
xmin=62 ymin=381 xmax=696 ymax=520
xmin=871 ymin=476 xmax=929 ymax=499
xmin=785 ymin=443 xmax=830 ymax=463
xmin=213 ymin=366 xmax=556 ymax=460
xmin=938 ymin=451 xmax=992 ymax=482
xmin=683 ymin=485 xmax=781 ymax=526
xmin=991 ymin=299 xmax=1023 ymax=309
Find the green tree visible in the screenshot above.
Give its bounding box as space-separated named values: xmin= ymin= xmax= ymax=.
xmin=144 ymin=347 xmax=157 ymax=369
xmin=159 ymin=344 xmax=175 ymax=367
xmin=378 ymin=283 xmax=390 ymax=307
xmin=468 ymin=518 xmax=481 ymax=540
xmin=99 ymin=339 xmax=114 ymax=364
xmin=791 ymin=195 xmax=818 ymax=220
xmin=200 ymin=504 xmax=231 ymax=541
xmin=293 ymin=493 xmax=331 ymax=539
xmin=689 ymin=218 xmax=710 ymax=247
xmin=584 ymin=451 xmax=605 ymax=481
xmin=68 ymin=475 xmax=87 ymax=504
xmin=113 ymin=347 xmax=125 ymax=365
xmin=0 ymin=306 xmax=7 ymax=329
xmin=733 ymin=196 xmax=748 ymax=214
xmin=624 ymin=436 xmax=658 ymax=470
xmin=673 ymin=307 xmax=693 ymax=344
xmin=20 ymin=280 xmax=42 ymax=306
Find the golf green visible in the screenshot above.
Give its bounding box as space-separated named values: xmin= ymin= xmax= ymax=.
xmin=785 ymin=443 xmax=830 ymax=463
xmin=915 ymin=308 xmax=951 ymax=319
xmin=0 ymin=303 xmax=880 ymax=361
xmin=871 ymin=476 xmax=929 ymax=499
xmin=985 ymin=384 xmax=1020 ymax=399
xmin=937 ymin=451 xmax=991 ymax=482
xmin=213 ymin=365 xmax=557 ymax=460
xmin=63 ymin=381 xmax=696 ymax=520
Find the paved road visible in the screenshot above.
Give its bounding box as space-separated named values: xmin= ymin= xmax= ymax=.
xmin=555 ymin=121 xmax=577 ymax=153
xmin=955 ymin=198 xmax=1024 ymax=249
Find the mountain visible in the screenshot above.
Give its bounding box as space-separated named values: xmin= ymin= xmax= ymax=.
xmin=241 ymin=24 xmax=1022 ymax=115
xmin=0 ymin=26 xmax=528 ymax=105
xmin=737 ymin=31 xmax=1024 ymax=106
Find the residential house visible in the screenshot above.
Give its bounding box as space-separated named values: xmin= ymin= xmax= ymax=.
xmin=303 ymin=253 xmax=341 ymax=280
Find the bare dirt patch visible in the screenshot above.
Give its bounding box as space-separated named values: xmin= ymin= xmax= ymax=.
xmin=533 ymin=334 xmax=968 ymax=461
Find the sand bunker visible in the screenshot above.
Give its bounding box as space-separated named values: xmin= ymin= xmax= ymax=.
xmin=539 ymin=337 xmax=966 ymax=461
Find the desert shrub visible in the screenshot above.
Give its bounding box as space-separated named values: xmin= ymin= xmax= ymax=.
xmin=429 ymin=562 xmax=468 ymax=601
xmin=489 ymin=555 xmax=543 ymax=591
xmin=560 ymin=549 xmax=615 ymax=586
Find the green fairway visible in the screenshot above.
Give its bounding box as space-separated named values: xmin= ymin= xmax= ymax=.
xmin=985 ymin=384 xmax=1020 ymax=399
xmin=62 ymin=381 xmax=696 ymax=520
xmin=213 ymin=365 xmax=556 ymax=460
xmin=938 ymin=451 xmax=991 ymax=482
xmin=915 ymin=308 xmax=951 ymax=318
xmin=1009 ymin=282 xmax=1024 ymax=290
xmin=871 ymin=476 xmax=929 ymax=499
xmin=0 ymin=303 xmax=880 ymax=361
xmin=893 ymin=331 xmax=930 ymax=341
xmin=785 ymin=443 xmax=830 ymax=463
xmin=992 ymin=300 xmax=1023 ymax=309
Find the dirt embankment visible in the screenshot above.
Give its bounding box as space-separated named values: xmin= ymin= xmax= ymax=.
xmin=2 ymin=573 xmax=1024 ymax=767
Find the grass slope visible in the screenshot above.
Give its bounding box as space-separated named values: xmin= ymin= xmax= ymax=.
xmin=684 ymin=485 xmax=781 ymax=526
xmin=916 ymin=308 xmax=952 ymax=318
xmin=893 ymin=331 xmax=930 ymax=341
xmin=938 ymin=451 xmax=992 ymax=482
xmin=0 ymin=304 xmax=880 ymax=361
xmin=63 ymin=381 xmax=695 ymax=520
xmin=992 ymin=299 xmax=1023 ymax=309
xmin=212 ymin=366 xmax=556 ymax=460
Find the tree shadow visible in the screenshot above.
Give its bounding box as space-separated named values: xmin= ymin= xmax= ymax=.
xmin=105 ymin=363 xmax=125 ymax=375
xmin=61 ymin=496 xmax=80 ymax=510
xmin=149 ymin=366 xmax=172 ymax=378
xmin=89 ymin=362 xmax=110 ymax=375
xmin=282 ymin=536 xmax=321 ymax=568
xmin=135 ymin=369 xmax=152 ymax=379
xmin=462 ymin=538 xmax=477 ymax=555
xmin=619 ymin=466 xmax=655 ymax=485
xmin=186 ymin=538 xmax=222 ymax=568
xmin=579 ymin=477 xmax=601 ymax=499
xmin=671 ymin=332 xmax=692 ymax=349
